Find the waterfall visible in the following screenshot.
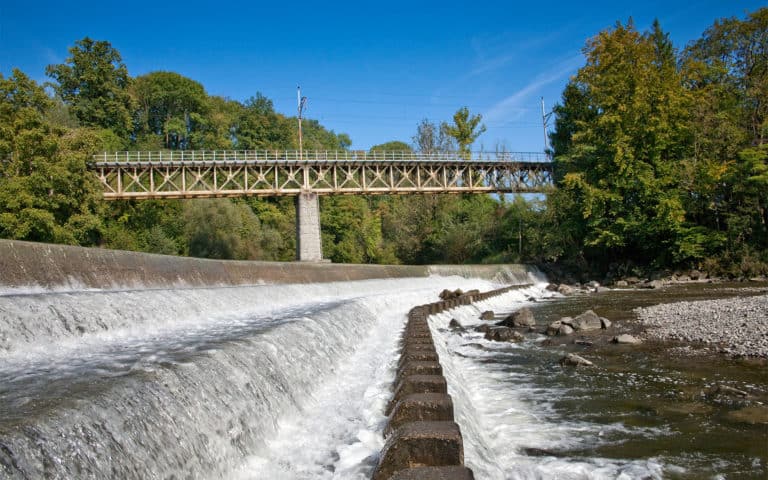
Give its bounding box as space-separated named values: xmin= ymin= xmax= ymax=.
xmin=0 ymin=276 xmax=510 ymax=479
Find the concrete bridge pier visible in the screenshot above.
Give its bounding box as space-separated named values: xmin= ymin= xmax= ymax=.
xmin=295 ymin=191 xmax=323 ymax=261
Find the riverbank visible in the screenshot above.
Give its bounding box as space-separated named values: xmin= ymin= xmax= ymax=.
xmin=636 ymin=294 xmax=768 ymax=358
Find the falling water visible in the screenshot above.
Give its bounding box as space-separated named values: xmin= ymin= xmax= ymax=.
xmin=1 ymin=274 xmax=539 ymax=479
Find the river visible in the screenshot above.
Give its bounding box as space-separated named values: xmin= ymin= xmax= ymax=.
xmin=0 ymin=276 xmax=765 ymax=479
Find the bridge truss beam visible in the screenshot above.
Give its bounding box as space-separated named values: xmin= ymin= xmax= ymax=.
xmin=93 ymin=153 xmax=552 ymax=200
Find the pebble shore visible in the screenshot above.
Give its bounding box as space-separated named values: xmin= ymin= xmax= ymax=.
xmin=635 ymin=294 xmax=768 ymax=358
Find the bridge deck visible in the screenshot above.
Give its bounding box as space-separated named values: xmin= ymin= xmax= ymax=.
xmin=92 ymin=150 xmax=553 ymax=199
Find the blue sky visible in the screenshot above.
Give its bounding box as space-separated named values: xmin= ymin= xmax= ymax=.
xmin=1 ymin=0 xmax=762 ymax=151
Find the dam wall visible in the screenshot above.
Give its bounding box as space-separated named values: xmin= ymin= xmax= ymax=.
xmin=0 ymin=240 xmax=538 ymax=290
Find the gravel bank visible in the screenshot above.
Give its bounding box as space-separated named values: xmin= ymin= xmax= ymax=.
xmin=635 ymin=294 xmax=768 ymax=358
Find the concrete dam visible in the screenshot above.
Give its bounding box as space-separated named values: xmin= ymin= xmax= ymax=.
xmin=0 ymin=240 xmax=681 ymax=479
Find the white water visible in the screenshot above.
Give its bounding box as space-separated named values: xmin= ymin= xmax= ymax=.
xmin=2 ymin=274 xmax=537 ymax=479
xmin=428 ymin=288 xmax=673 ymax=480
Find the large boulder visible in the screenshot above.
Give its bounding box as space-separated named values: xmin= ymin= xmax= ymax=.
xmin=557 ymin=284 xmax=575 ymax=295
xmin=571 ymin=310 xmax=603 ymax=331
xmin=479 ymin=311 xmax=494 ymax=320
xmin=484 ymin=327 xmax=524 ymax=343
xmin=497 ymin=307 xmax=536 ymax=328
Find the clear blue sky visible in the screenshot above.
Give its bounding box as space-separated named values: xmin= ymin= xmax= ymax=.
xmin=1 ymin=0 xmax=762 ymax=151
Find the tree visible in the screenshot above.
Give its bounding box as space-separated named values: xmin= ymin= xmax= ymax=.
xmin=0 ymin=70 xmax=104 ymax=245
xmin=46 ymin=38 xmax=134 ymax=136
xmin=131 ymin=71 xmax=208 ymax=149
xmin=443 ymin=107 xmax=486 ymax=158
xmin=412 ymin=119 xmax=454 ymax=154
xmin=234 ymin=94 xmax=293 ymax=150
xmin=549 ymin=20 xmax=694 ymax=270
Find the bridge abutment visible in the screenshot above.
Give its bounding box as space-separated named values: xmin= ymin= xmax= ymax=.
xmin=295 ymin=191 xmax=323 ymax=261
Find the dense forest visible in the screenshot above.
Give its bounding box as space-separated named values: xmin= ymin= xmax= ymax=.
xmin=0 ymin=8 xmax=765 ymax=280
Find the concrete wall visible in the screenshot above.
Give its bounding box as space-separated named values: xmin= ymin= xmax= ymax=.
xmin=0 ymin=240 xmax=536 ymax=290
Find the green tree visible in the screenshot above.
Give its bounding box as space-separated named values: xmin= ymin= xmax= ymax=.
xmin=131 ymin=71 xmax=208 ymax=149
xmin=235 ymin=94 xmax=294 ymax=150
xmin=0 ymin=70 xmax=104 ymax=244
xmin=183 ymin=199 xmax=264 ymax=260
xmin=550 ymin=20 xmax=694 ymax=270
xmin=443 ymin=107 xmax=486 ymax=158
xmin=46 ymin=38 xmax=134 ymax=137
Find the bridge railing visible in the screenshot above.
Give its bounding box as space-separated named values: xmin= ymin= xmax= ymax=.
xmin=92 ymin=150 xmax=549 ymax=164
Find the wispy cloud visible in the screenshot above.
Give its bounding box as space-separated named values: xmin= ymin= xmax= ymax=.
xmin=482 ymin=54 xmax=582 ymax=123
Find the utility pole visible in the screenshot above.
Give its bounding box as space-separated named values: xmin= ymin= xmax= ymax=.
xmin=541 ymin=97 xmax=550 ymax=153
xmin=297 ymin=86 xmax=307 ymax=161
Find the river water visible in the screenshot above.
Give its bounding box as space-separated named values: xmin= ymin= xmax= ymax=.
xmin=0 ymin=276 xmax=765 ymax=479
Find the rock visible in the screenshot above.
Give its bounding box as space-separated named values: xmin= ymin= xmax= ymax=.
xmin=690 ymin=270 xmax=704 ymax=280
xmin=557 ymin=324 xmax=574 ymax=336
xmin=484 ymin=327 xmax=524 ymax=342
xmin=587 ymin=280 xmax=600 ymax=288
xmin=625 ymin=276 xmax=641 ymax=285
xmin=546 ymin=283 xmax=559 ymax=292
xmin=574 ymin=340 xmax=593 ymax=346
xmin=724 ymin=406 xmax=768 ymax=425
xmin=571 ymin=310 xmax=602 ymax=331
xmin=439 ymin=289 xmax=453 ymax=300
xmin=473 ymin=324 xmax=492 ymax=334
xmin=479 ymin=311 xmax=494 ymax=320
xmin=615 ymin=280 xmax=628 ymax=287
xmin=708 ymin=385 xmax=750 ymax=399
xmin=677 ymin=275 xmax=691 ymax=282
xmin=448 ymin=319 xmax=465 ymax=332
xmin=559 ymin=353 xmax=594 ymax=367
xmin=612 ymin=334 xmax=642 ymax=344
xmin=557 ymin=284 xmax=575 ymax=295
xmin=464 ymin=289 xmax=480 ymax=297
xmin=648 ymin=280 xmax=664 ymax=289
xmin=497 ymin=307 xmax=536 ymax=327
xmin=600 ymin=317 xmax=612 ymax=329
xmin=559 ymin=316 xmax=574 ymax=327
xmin=545 ymin=321 xmax=562 ymax=336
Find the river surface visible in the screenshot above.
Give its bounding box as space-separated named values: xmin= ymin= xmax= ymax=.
xmin=0 ymin=276 xmax=765 ymax=479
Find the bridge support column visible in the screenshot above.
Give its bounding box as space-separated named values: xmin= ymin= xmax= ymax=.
xmin=295 ymin=192 xmax=323 ymax=261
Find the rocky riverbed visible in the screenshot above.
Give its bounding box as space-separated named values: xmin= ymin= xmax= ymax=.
xmin=635 ymin=294 xmax=768 ymax=358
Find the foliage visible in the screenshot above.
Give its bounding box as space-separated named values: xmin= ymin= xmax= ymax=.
xmin=46 ymin=38 xmax=134 ymax=136
xmin=443 ymin=107 xmax=486 ymax=158
xmin=0 ymin=69 xmax=103 ymax=244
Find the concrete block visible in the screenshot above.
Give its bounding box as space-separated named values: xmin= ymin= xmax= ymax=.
xmin=387 ymin=375 xmax=447 ymax=415
xmin=389 ymin=466 xmax=475 ymax=480
xmin=372 ymin=421 xmax=464 ymax=480
xmin=386 ymin=393 xmax=455 ymax=436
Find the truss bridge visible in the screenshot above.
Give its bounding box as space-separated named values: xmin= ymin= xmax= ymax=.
xmin=91 ymin=150 xmax=553 ymax=261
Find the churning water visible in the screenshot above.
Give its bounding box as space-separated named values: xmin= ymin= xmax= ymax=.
xmin=2 ymin=274 xmax=763 ymax=479
xmin=0 ymin=274 xmax=529 ymax=479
